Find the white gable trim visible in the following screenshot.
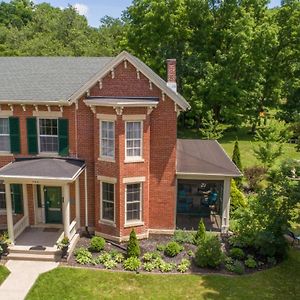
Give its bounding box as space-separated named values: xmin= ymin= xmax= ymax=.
xmin=68 ymin=51 xmax=191 ymax=111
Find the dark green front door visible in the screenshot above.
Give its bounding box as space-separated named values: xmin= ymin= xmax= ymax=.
xmin=45 ymin=187 xmax=62 ymax=224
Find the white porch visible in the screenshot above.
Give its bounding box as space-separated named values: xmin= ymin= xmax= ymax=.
xmin=0 ymin=158 xmax=87 ymax=247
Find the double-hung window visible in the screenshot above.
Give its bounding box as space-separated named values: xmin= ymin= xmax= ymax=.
xmin=0 ymin=183 xmax=23 ymax=214
xmin=125 ymin=121 xmax=142 ymax=160
xmin=39 ymin=118 xmax=58 ymax=153
xmin=101 ymin=182 xmax=115 ymax=222
xmin=0 ymin=118 xmax=10 ymax=152
xmin=100 ymin=121 xmax=115 ymax=159
xmin=126 ymin=183 xmax=142 ymax=222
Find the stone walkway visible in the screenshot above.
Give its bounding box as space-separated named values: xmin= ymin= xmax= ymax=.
xmin=0 ymin=260 xmax=58 ymax=300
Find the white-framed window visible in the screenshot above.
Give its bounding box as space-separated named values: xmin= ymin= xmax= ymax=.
xmin=125 ymin=121 xmax=142 ymax=160
xmin=38 ymin=118 xmax=58 ymax=153
xmin=0 ymin=118 xmax=10 ymax=152
xmin=125 ymin=183 xmax=142 ymax=222
xmin=100 ymin=120 xmax=115 ymax=159
xmin=101 ymin=182 xmax=115 ymax=223
xmin=0 ymin=184 xmax=6 ymax=211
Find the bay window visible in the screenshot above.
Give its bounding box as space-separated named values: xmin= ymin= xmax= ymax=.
xmin=126 ymin=183 xmax=142 ymax=222
xmin=101 ymin=182 xmax=115 ymax=222
xmin=125 ymin=121 xmax=142 ymax=160
xmin=100 ymin=121 xmax=115 ymax=159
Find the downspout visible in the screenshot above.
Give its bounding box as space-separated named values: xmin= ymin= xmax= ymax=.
xmin=84 ymin=167 xmax=90 ymax=236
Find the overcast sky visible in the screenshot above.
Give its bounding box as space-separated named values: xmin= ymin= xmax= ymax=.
xmin=4 ymin=0 xmax=282 ymax=28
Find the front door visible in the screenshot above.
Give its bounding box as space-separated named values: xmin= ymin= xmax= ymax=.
xmin=44 ymin=187 xmax=62 ymax=224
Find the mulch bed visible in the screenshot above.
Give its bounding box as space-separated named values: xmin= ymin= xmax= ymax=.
xmin=64 ymin=234 xmax=274 ymax=275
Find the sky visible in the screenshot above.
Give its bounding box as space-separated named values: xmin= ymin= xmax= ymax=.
xmin=5 ymin=0 xmax=283 ymax=28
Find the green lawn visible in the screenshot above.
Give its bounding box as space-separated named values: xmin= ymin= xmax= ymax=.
xmin=178 ymin=126 xmax=300 ymax=168
xmin=26 ymin=249 xmax=300 ymax=300
xmin=0 ymin=265 xmax=9 ymax=285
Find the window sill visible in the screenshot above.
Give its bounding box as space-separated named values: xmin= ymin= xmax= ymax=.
xmin=124 ymin=158 xmax=144 ymax=164
xmin=99 ymin=220 xmax=116 ymax=227
xmin=124 ymin=221 xmax=144 ymax=228
xmin=0 ymin=152 xmax=13 ymax=156
xmin=98 ymin=157 xmax=115 ymax=163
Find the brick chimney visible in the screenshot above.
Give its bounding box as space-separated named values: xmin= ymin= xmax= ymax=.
xmin=166 ymin=59 xmax=177 ymax=93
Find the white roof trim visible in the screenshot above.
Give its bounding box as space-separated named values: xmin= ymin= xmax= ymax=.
xmin=69 ymin=51 xmax=191 ymax=111
xmin=176 ymin=172 xmax=241 ymax=178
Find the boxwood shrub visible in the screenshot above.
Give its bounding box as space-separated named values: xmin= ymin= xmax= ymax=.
xmin=89 ymin=236 xmax=106 ymax=252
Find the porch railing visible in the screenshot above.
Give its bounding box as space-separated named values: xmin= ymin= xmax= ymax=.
xmin=13 ymin=215 xmax=29 ymax=239
xmin=69 ymin=220 xmax=77 ymax=240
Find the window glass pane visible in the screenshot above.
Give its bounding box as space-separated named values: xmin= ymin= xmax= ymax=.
xmin=126 ymin=122 xmax=142 ymax=158
xmin=40 ymin=136 xmax=58 ymax=152
xmin=102 ymin=182 xmax=114 ymax=221
xmin=0 ymin=184 xmax=6 ymax=210
xmin=101 ymin=121 xmax=114 ymax=158
xmin=0 ymin=136 xmax=10 ymax=152
xmin=39 ymin=119 xmax=58 ymax=152
xmin=126 ymin=183 xmax=141 ymax=221
xmin=0 ymin=118 xmax=9 ymax=134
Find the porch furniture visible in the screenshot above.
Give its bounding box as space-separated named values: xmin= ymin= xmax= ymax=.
xmin=287 ymin=230 xmax=300 ymax=245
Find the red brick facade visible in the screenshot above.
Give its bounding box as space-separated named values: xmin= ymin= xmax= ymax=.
xmin=0 ymin=60 xmax=178 ymax=240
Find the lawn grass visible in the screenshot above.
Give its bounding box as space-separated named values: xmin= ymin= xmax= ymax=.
xmin=26 ymin=249 xmax=300 ymax=300
xmin=178 ymin=126 xmax=300 ymax=168
xmin=0 ymin=265 xmax=9 ymax=285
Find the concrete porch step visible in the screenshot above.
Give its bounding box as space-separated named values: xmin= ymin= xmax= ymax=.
xmin=9 ymin=248 xmax=59 ymax=255
xmin=4 ymin=252 xmax=59 ymax=262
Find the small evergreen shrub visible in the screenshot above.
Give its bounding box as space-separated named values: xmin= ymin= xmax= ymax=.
xmin=74 ymin=248 xmax=92 ymax=265
xmin=245 ymin=256 xmax=257 ymax=268
xmin=123 ymin=257 xmax=141 ymax=271
xmin=195 ymin=235 xmax=222 ymax=268
xmin=232 ymin=140 xmax=243 ymax=187
xmin=229 ymin=247 xmax=245 ymax=260
xmin=156 ymin=244 xmax=165 ymax=252
xmin=231 ymin=260 xmax=245 ymax=275
xmin=230 ymin=180 xmax=247 ymax=211
xmin=164 ymin=241 xmax=183 ymax=257
xmin=173 ymin=230 xmax=194 ymax=244
xmin=89 ymin=236 xmax=106 ymax=252
xmin=127 ymin=229 xmax=140 ymax=258
xmin=193 ymin=219 xmax=206 ymax=245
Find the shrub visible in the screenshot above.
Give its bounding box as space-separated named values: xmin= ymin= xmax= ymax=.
xmin=231 ymin=260 xmax=245 ymax=275
xmin=74 ymin=248 xmax=92 ymax=265
xmin=173 ymin=230 xmax=194 ymax=244
xmin=177 ymin=263 xmax=189 ymax=273
xmin=180 ymin=258 xmax=191 ymax=267
xmin=229 ymin=248 xmax=245 ymax=260
xmin=187 ymin=250 xmax=194 ymax=257
xmin=244 ymin=166 xmax=266 ymax=191
xmin=127 ymin=229 xmax=140 ymax=258
xmin=245 ymin=256 xmax=257 ymax=268
xmin=143 ymin=262 xmax=156 ymax=272
xmin=267 ymin=257 xmax=277 ymax=266
xmin=89 ymin=236 xmax=106 ymax=252
xmin=123 ymin=257 xmax=141 ymax=271
xmin=230 ymin=180 xmax=247 ymax=212
xmin=164 ymin=241 xmax=183 ymax=257
xmin=158 ymin=261 xmax=175 ymax=273
xmin=156 ymin=244 xmax=165 ymax=252
xmin=195 ymin=235 xmax=222 ymax=268
xmin=103 ymin=259 xmax=117 ymax=269
xmin=193 ymin=219 xmax=206 ymax=245
xmin=152 ymin=257 xmax=163 ymax=269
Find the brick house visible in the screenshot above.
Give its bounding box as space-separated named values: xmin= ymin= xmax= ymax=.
xmin=0 ymin=52 xmax=240 ymax=257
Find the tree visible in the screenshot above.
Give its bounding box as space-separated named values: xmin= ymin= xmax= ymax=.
xmin=199 ymin=110 xmax=224 ymax=140
xmin=253 ymin=120 xmax=292 ymax=168
xmin=193 ymin=218 xmax=206 ymax=245
xmin=232 ymin=140 xmax=243 ymax=187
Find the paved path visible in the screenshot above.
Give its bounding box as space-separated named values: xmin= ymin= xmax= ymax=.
xmin=0 ymin=260 xmax=58 ymax=300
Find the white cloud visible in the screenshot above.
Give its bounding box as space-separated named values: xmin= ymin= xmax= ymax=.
xmin=72 ymin=3 xmax=88 ymax=16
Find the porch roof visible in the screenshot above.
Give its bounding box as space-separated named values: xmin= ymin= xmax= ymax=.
xmin=177 ymin=139 xmax=242 ymax=177
xmin=0 ymin=158 xmax=85 ymax=182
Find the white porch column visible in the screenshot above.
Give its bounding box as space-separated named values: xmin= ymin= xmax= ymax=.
xmin=221 ymin=178 xmax=231 ymax=233
xmin=22 ymin=184 xmax=29 ymax=226
xmin=75 ymin=177 xmax=80 ymax=229
xmin=5 ymin=183 xmax=14 ymax=243
xmin=63 ymin=184 xmax=70 ymax=238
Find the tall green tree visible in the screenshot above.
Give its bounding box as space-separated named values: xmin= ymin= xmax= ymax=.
xmin=232 ymin=140 xmax=243 ymax=187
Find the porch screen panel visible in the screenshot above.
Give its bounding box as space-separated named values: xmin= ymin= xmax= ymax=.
xmin=58 ymin=118 xmax=69 ymax=156
xmin=9 ymin=117 xmax=20 ymax=154
xmin=27 ymin=117 xmax=38 ymax=154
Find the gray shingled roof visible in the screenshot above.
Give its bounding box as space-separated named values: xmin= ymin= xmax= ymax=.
xmin=0 ymin=57 xmax=113 ymax=102
xmin=177 ymin=139 xmax=241 ymax=177
xmin=0 ymin=158 xmax=85 ymax=180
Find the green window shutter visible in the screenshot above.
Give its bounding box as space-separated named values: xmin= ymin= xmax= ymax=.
xmin=27 ymin=117 xmax=38 ymax=154
xmin=58 ymin=118 xmax=69 ymax=156
xmin=11 ymin=184 xmax=23 ymax=214
xmin=9 ymin=117 xmax=20 ymax=154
